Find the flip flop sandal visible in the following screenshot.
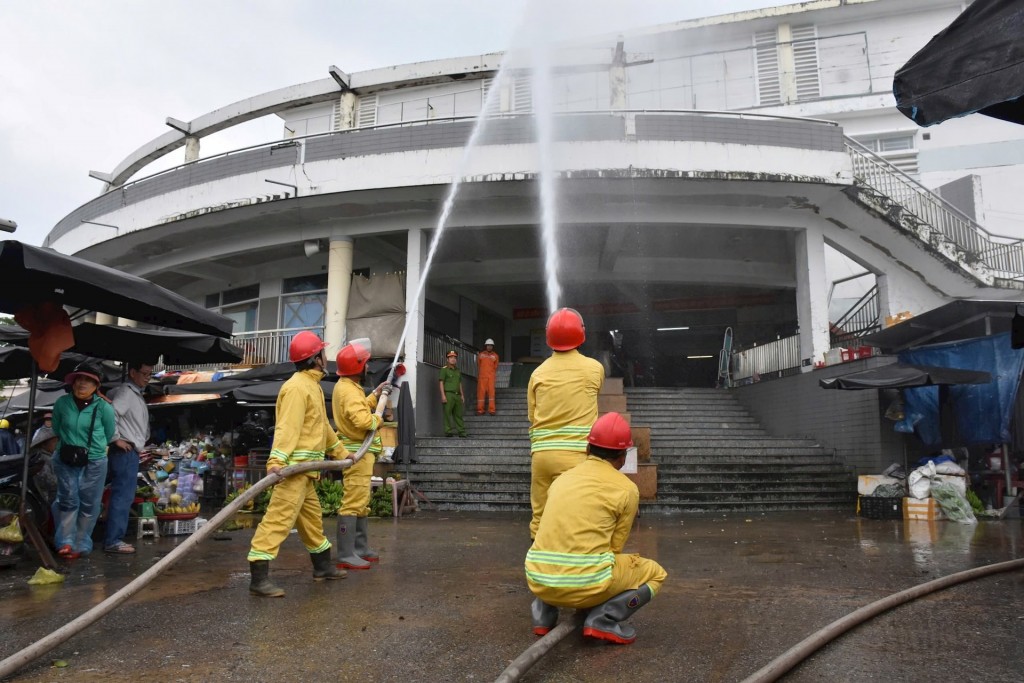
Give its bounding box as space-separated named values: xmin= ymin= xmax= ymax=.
xmin=57 ymin=545 xmax=81 ymax=560
xmin=103 ymin=542 xmax=136 ymax=554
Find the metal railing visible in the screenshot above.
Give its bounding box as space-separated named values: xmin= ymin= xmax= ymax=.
xmin=230 ymin=326 xmax=324 ymax=366
xmin=830 ymin=285 xmax=880 ymax=348
xmin=845 ymin=138 xmax=1024 ymax=277
xmin=423 ymin=329 xmax=478 ymax=378
xmin=731 ymin=334 xmax=801 ymax=383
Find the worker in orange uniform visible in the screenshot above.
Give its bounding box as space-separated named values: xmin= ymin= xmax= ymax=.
xmin=526 ymin=412 xmax=666 ymax=644
xmin=476 ymin=338 xmax=500 ymax=415
xmin=247 ymin=331 xmax=346 ymax=597
xmin=331 ymin=338 xmax=389 ymax=571
xmin=527 ymin=307 xmax=604 ymax=539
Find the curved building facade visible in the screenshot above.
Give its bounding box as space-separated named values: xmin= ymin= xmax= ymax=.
xmin=48 ymin=0 xmax=1024 ymax=414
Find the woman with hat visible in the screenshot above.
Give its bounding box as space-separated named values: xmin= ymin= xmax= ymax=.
xmin=51 ymin=362 xmax=116 ymax=559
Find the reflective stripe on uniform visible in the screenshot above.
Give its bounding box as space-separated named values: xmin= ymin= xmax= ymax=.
xmin=529 ymin=425 xmax=591 ymax=453
xmin=525 ymin=548 xmax=615 ymax=587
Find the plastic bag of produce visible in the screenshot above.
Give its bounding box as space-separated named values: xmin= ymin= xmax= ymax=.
xmin=27 ymin=567 xmax=65 ymax=585
xmin=931 ymin=480 xmax=977 ymax=525
xmin=0 ymin=516 xmax=23 ymax=544
xmin=872 ymin=483 xmax=905 ymax=498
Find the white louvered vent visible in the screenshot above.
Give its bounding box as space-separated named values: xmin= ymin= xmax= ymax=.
xmin=513 ymin=77 xmax=533 ymax=113
xmin=482 ymin=77 xmax=501 ymax=115
xmin=332 ymin=97 xmax=343 ymax=130
xmin=792 ymin=25 xmax=821 ymax=101
xmin=356 ymin=95 xmax=378 ymax=128
xmin=754 ymin=30 xmax=781 ymax=106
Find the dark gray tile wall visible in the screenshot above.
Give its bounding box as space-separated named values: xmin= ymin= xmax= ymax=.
xmin=636 ymin=115 xmax=844 ymax=152
xmin=732 ymin=356 xmax=905 ymax=474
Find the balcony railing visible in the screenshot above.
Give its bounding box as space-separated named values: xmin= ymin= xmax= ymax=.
xmin=830 ymin=285 xmax=880 ymax=348
xmin=162 ymin=326 xmax=324 ymax=372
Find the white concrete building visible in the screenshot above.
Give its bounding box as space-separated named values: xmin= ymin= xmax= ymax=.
xmin=47 ymin=0 xmax=1024 ymax=417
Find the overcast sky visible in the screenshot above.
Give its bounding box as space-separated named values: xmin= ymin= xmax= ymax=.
xmin=0 ymin=0 xmax=786 ymax=248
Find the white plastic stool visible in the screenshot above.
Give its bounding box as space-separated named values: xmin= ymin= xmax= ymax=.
xmin=137 ymin=517 xmax=160 ymax=539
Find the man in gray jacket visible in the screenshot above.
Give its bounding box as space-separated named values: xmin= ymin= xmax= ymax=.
xmin=103 ymin=359 xmax=154 ymax=554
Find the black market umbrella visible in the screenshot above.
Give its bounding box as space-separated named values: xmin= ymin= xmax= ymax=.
xmin=230 ymin=360 xmax=339 ymax=382
xmin=163 ymin=380 xmax=248 ymax=396
xmin=894 ymin=0 xmax=1024 ymax=126
xmin=0 ymin=241 xmax=232 ymax=337
xmin=4 ymin=380 xmax=68 ymax=412
xmin=0 ymin=323 xmax=242 ymax=365
xmin=0 ymin=347 xmax=112 ymax=382
xmin=395 ymin=382 xmax=416 ymax=467
xmin=819 ymin=363 xmax=991 ymax=390
xmin=232 ymin=379 xmax=337 ymax=405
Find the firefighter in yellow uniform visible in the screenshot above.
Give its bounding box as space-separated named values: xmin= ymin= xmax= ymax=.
xmin=331 ymin=338 xmax=388 ymax=570
xmin=526 ymin=412 xmax=667 ymax=644
xmin=527 ymin=308 xmax=604 ymax=539
xmin=248 ymin=331 xmax=346 ymax=597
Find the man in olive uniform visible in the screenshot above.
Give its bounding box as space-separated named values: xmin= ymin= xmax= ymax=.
xmin=438 ymin=351 xmax=467 ymax=437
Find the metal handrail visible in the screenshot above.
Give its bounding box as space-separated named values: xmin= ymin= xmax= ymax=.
xmin=844 ymin=138 xmax=1024 ymax=275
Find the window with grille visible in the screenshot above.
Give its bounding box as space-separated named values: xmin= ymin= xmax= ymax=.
xmin=205 ymin=285 xmax=260 ymax=332
xmin=755 ymin=25 xmax=821 ymax=105
xmin=357 ymin=95 xmax=378 ymax=128
xmin=791 ymin=25 xmax=821 ymax=101
xmin=280 ymin=275 xmax=328 ymax=330
xmin=755 ymin=30 xmax=781 ymax=106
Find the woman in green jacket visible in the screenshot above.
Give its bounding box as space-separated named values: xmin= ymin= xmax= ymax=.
xmin=51 ymin=362 xmax=116 ymax=559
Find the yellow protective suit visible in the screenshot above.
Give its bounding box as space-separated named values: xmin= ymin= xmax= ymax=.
xmin=476 ymin=350 xmax=499 ymax=414
xmin=527 ymin=349 xmax=604 ymax=537
xmin=248 ymin=369 xmax=340 ymax=561
xmin=525 ymin=456 xmax=667 ymax=608
xmin=332 ymin=377 xmax=382 ymax=517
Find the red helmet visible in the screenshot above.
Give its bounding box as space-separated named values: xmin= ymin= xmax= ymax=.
xmin=588 ymin=412 xmax=633 ymax=450
xmin=336 ymin=338 xmax=372 ymax=376
xmin=289 ymin=331 xmax=328 ymax=363
xmin=546 ymin=308 xmax=585 ymax=351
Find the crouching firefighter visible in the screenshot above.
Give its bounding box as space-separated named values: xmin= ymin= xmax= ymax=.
xmin=331 ymin=338 xmax=390 ymax=570
xmin=524 ymin=412 xmax=667 ymax=644
xmin=247 ymin=331 xmax=347 ymax=597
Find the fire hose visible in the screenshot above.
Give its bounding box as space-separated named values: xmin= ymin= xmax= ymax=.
xmin=0 ymin=387 xmax=391 ymax=680
xmin=490 ymin=556 xmax=1024 ymax=683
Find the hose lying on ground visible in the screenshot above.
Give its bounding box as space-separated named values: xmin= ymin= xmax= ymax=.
xmin=493 ymin=611 xmax=584 ymax=683
xmin=740 ymin=556 xmax=1024 ymax=683
xmin=0 ymin=390 xmax=389 ymax=680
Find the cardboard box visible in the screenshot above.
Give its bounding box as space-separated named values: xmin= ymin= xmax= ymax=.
xmin=631 ymin=427 xmax=651 ymax=462
xmin=600 ymin=378 xmax=624 ymax=395
xmin=903 ymin=497 xmax=945 ymax=521
xmin=379 ymin=425 xmax=398 ymax=448
xmin=625 ymin=463 xmax=657 ymax=500
xmin=885 ymin=311 xmax=913 ymax=327
xmin=598 ymin=394 xmax=628 ymax=414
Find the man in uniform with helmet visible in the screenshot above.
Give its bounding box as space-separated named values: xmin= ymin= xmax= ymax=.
xmin=525 ymin=412 xmax=667 ymax=645
xmin=527 ymin=307 xmax=604 ymax=539
xmin=331 ymin=338 xmax=389 ymax=570
xmin=476 ymin=339 xmax=500 ymax=415
xmin=438 ymin=350 xmax=467 ymax=438
xmin=247 ymin=331 xmax=347 ymax=597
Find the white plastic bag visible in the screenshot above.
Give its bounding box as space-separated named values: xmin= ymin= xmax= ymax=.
xmin=908 ymin=461 xmax=936 ymax=500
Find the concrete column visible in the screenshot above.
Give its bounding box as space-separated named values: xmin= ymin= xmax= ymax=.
xmin=459 ymin=297 xmax=476 ymax=345
xmin=324 ymin=237 xmax=354 ymax=359
xmin=795 ymin=226 xmax=830 ymax=371
xmin=116 ymin=317 xmax=138 ymax=328
xmin=403 ymin=228 xmax=427 ymax=407
xmin=609 ymin=40 xmax=627 ymax=110
xmin=94 ymin=312 xmax=115 ymax=325
xmin=777 ymin=24 xmax=798 ymax=104
xmin=338 ymin=92 xmax=358 ymax=130
xmin=184 ymin=136 xmax=200 ymax=162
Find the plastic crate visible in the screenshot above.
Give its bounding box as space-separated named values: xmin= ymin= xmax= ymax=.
xmin=858 ymin=496 xmax=903 ymax=519
xmin=160 ymin=518 xmax=207 ymax=536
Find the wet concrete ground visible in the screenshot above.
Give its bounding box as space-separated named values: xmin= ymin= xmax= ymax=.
xmin=0 ymin=510 xmax=1022 ymax=683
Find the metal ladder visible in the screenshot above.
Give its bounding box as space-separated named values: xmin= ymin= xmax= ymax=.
xmin=717 ymin=327 xmax=733 ymax=389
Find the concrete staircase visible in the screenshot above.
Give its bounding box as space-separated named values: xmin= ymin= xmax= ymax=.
xmin=625 ymin=387 xmax=855 ymax=513
xmin=406 ymin=386 xmax=855 ymax=513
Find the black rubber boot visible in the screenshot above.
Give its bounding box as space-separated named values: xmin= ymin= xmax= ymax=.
xmin=249 ymin=560 xmax=285 ymax=597
xmin=582 ymin=585 xmax=653 ymax=644
xmin=531 ymin=598 xmax=559 ymax=636
xmin=335 ymin=516 xmax=371 ymax=570
xmin=310 ymin=549 xmax=347 ymax=581
xmin=355 ymin=517 xmax=379 ymax=562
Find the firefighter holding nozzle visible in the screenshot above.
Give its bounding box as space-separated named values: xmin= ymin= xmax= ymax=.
xmin=332 ymin=338 xmax=390 ymax=570
xmin=525 ymin=412 xmax=667 ymax=644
